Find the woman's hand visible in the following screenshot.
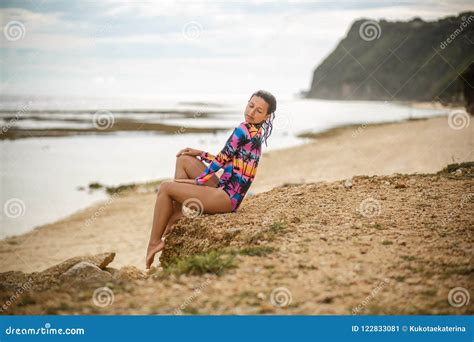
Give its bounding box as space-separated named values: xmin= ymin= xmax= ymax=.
xmin=174 ymin=178 xmax=197 ymax=184
xmin=176 ymin=147 xmax=202 ymax=157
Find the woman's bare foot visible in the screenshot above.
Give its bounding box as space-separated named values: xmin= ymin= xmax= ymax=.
xmin=146 ymin=240 xmax=165 ymax=270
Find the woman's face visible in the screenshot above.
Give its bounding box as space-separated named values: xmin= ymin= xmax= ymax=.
xmin=244 ymin=95 xmax=270 ymax=124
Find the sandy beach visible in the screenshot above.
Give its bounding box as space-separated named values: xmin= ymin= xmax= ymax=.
xmin=0 ymin=114 xmax=472 ymax=274
xmin=0 ymin=113 xmax=473 ymax=315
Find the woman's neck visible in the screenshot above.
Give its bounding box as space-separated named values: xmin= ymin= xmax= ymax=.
xmin=249 ymin=121 xmax=264 ymax=128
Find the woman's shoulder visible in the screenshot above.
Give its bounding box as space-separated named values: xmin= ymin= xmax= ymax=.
xmin=234 ymin=121 xmax=250 ymax=136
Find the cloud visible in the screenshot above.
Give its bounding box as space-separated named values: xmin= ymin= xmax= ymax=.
xmin=1 ymin=1 xmax=471 ymax=98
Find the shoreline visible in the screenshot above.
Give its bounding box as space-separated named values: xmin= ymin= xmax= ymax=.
xmin=1 ymin=100 xmax=464 ymax=141
xmin=0 ymin=113 xmax=449 ymax=240
xmin=1 ymin=113 xmax=472 ymax=273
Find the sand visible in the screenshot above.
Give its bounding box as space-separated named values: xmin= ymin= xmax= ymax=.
xmin=1 ymin=164 xmax=472 ymax=315
xmin=252 ymin=115 xmax=473 ymax=193
xmin=0 ymin=114 xmax=472 ymax=274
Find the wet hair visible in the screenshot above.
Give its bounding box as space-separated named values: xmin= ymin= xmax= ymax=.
xmin=249 ymin=90 xmax=277 ymax=147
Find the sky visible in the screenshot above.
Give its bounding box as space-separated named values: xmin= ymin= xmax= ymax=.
xmin=0 ymin=0 xmax=472 ymax=101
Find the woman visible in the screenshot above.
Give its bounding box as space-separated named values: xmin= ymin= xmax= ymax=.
xmin=146 ymin=90 xmax=277 ymax=270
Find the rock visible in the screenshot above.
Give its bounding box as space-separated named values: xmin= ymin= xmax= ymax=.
xmin=0 ymin=271 xmax=33 ymax=291
xmin=0 ymin=253 xmax=117 ymax=291
xmin=344 ymin=179 xmax=353 ymax=189
xmin=104 ymin=267 xmax=120 ymax=278
xmin=59 ymin=261 xmax=113 ymax=284
xmin=42 ymin=252 xmax=116 ymax=276
xmin=115 ymin=266 xmax=146 ymax=281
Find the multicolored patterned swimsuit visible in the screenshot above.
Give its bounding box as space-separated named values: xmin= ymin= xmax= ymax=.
xmin=195 ymin=121 xmax=264 ymax=212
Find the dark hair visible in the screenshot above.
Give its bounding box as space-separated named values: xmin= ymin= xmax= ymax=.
xmin=249 ymin=89 xmax=277 ymax=147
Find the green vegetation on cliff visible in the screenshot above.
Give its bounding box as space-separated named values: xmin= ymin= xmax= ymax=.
xmin=306 ymin=12 xmax=473 ymax=106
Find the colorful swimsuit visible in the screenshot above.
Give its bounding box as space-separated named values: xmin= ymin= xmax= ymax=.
xmin=195 ymin=121 xmax=264 ymax=212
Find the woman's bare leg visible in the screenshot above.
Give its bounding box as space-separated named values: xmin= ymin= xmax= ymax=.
xmin=163 ymin=155 xmax=219 ymax=236
xmin=146 ymin=181 xmax=231 ymax=269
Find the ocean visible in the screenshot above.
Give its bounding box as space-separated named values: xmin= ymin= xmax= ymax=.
xmin=0 ymin=94 xmax=449 ymax=238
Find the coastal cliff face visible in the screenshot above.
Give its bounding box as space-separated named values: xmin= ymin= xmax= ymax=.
xmin=306 ymin=12 xmax=473 ymax=109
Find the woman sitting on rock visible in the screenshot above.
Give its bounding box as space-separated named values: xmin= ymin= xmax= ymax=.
xmin=145 ymin=90 xmax=277 ymax=270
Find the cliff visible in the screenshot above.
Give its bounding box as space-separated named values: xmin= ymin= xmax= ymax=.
xmin=306 ymin=12 xmax=474 ymax=111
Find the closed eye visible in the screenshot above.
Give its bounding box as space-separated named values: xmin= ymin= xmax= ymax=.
xmin=249 ymin=102 xmax=262 ymax=112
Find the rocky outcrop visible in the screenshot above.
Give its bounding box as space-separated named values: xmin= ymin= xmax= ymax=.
xmin=0 ymin=252 xmax=146 ymax=292
xmin=42 ymin=252 xmax=116 ymax=276
xmin=59 ymin=261 xmax=113 ymax=284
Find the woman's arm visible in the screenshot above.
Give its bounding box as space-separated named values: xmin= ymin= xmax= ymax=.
xmin=176 ymin=147 xmax=202 ymax=157
xmin=199 ymin=151 xmax=216 ymax=163
xmin=175 ymin=147 xmax=215 ymax=163
xmin=195 ymin=123 xmax=247 ymax=185
xmin=174 ymin=179 xmax=196 ymax=184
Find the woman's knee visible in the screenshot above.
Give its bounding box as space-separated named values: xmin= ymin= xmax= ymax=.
xmin=176 ymin=154 xmax=194 ymax=168
xmin=158 ymin=181 xmax=173 ymax=194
